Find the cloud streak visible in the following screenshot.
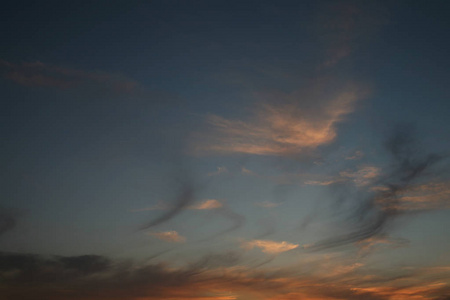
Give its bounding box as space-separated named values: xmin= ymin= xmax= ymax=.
xmin=149 ymin=231 xmax=186 ymax=243
xmin=241 ymin=239 xmax=299 ymax=254
xmin=0 ymin=60 xmax=138 ymax=93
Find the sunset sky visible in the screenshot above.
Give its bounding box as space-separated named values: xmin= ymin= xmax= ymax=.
xmin=1 ymin=1 xmax=450 ymax=299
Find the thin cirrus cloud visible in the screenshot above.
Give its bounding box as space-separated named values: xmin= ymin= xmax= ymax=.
xmin=0 ymin=60 xmax=138 ymax=93
xmin=188 ymin=199 xmax=223 ymax=210
xmin=254 ymin=201 xmax=280 ymax=208
xmin=193 ymin=81 xmax=368 ymax=156
xmin=149 ymin=231 xmax=186 ymax=243
xmin=339 ymin=165 xmax=381 ymax=186
xmin=377 ymin=181 xmax=450 ymax=211
xmin=304 ymin=165 xmax=380 ymax=187
xmin=241 ymin=239 xmax=299 ymax=254
xmin=133 ymin=199 xmax=223 ymax=212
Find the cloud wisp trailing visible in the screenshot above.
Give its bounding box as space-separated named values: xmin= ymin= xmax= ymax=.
xmin=138 ymin=182 xmax=196 ymax=230
xmin=241 ymin=239 xmax=299 ymax=254
xmin=149 ymin=231 xmax=186 ymax=243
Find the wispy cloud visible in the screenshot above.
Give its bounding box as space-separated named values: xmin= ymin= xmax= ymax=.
xmin=0 ymin=207 xmax=18 ymax=237
xmin=255 ymin=201 xmax=280 ymax=208
xmin=346 ymin=150 xmax=364 ymax=160
xmin=207 ymin=167 xmax=228 ymax=177
xmin=304 ymin=179 xmax=340 ymax=186
xmin=149 ymin=231 xmax=186 ymax=243
xmin=0 ymin=60 xmax=138 ymax=93
xmin=378 ymin=181 xmax=450 ymax=211
xmin=241 ymin=239 xmax=298 ymax=254
xmin=317 ymin=2 xmax=388 ymax=68
xmin=307 ymin=126 xmax=445 ymax=251
xmin=189 ymin=199 xmax=223 ymax=210
xmin=130 ymin=201 xmax=171 ymax=212
xmin=340 ymin=165 xmax=381 ymax=186
xmin=194 ymin=83 xmax=364 ymax=156
xmin=355 ymin=235 xmax=409 ymax=256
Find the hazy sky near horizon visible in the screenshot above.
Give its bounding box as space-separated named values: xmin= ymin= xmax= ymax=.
xmin=1 ymin=1 xmax=450 ymax=299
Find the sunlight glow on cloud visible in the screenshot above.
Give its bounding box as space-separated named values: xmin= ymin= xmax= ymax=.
xmin=149 ymin=231 xmax=186 ymax=243
xmin=241 ymin=239 xmax=298 ymax=254
xmin=194 ymin=83 xmax=367 ymax=156
xmin=189 ymin=199 xmax=223 ymax=210
xmin=377 ymin=181 xmax=450 ymax=211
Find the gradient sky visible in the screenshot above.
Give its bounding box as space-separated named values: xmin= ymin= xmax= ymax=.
xmin=1 ymin=1 xmax=450 ymax=299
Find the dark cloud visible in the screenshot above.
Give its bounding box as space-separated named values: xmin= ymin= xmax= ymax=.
xmin=0 ymin=207 xmax=18 ymax=236
xmin=308 ymin=125 xmax=446 ymax=251
xmin=0 ymin=60 xmax=138 ymax=93
xmin=1 ymin=251 xmax=449 ymax=300
xmin=197 ymin=205 xmax=246 ymax=242
xmin=138 ymin=182 xmax=195 ymax=230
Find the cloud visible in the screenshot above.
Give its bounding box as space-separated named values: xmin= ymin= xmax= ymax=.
xmin=0 ymin=60 xmax=138 ymax=93
xmin=304 ymin=165 xmax=380 ymax=187
xmin=189 ymin=199 xmax=223 ymax=210
xmin=130 ymin=201 xmax=171 ymax=212
xmin=378 ymin=181 xmax=450 ymax=211
xmin=207 ymin=167 xmax=228 ymax=176
xmin=149 ymin=231 xmax=186 ymax=243
xmin=241 ymin=239 xmax=299 ymax=254
xmin=193 ymin=80 xmax=367 ymax=156
xmin=304 ymin=179 xmax=340 ymax=186
xmin=139 ymin=182 xmax=195 ymax=230
xmin=317 ymin=1 xmax=388 ymax=68
xmin=306 ymin=125 xmax=445 ymax=251
xmin=340 ymin=165 xmax=381 ymax=186
xmin=0 ymin=207 xmax=17 ymax=236
xmin=1 ymin=251 xmax=449 ymax=300
xmin=355 ymin=235 xmax=410 ymax=256
xmin=255 ymin=201 xmax=281 ymax=208
xmin=346 ymin=150 xmax=364 ymax=160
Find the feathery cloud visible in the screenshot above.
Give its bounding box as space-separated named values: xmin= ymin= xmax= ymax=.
xmin=149 ymin=231 xmax=186 ymax=243
xmin=193 ymin=81 xmax=367 ymax=156
xmin=241 ymin=239 xmax=298 ymax=254
xmin=189 ymin=199 xmax=223 ymax=210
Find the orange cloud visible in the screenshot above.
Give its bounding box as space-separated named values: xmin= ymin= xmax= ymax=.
xmin=149 ymin=230 xmax=186 ymax=243
xmin=241 ymin=239 xmax=299 ymax=254
xmin=194 ymin=83 xmax=367 ymax=156
xmin=189 ymin=199 xmax=223 ymax=210
xmin=2 ymin=251 xmax=450 ymax=300
xmin=377 ymin=181 xmax=450 ymax=211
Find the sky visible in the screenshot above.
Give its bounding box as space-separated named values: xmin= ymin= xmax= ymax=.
xmin=1 ymin=1 xmax=450 ymax=299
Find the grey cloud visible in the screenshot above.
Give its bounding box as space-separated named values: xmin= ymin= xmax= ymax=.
xmin=0 ymin=207 xmax=18 ymax=236
xmin=307 ymin=125 xmax=446 ymax=251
